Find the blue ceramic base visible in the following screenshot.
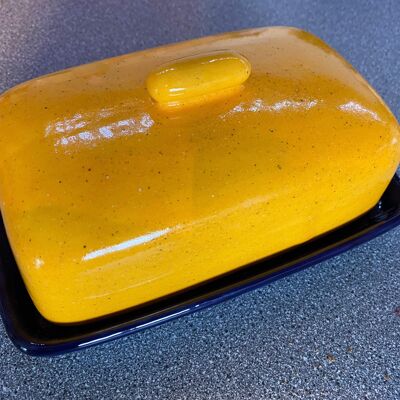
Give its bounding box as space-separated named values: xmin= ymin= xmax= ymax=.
xmin=1 ymin=174 xmax=400 ymax=356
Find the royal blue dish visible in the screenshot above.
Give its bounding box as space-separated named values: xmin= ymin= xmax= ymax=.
xmin=1 ymin=174 xmax=400 ymax=356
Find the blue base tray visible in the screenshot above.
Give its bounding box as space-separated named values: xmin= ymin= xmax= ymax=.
xmin=1 ymin=175 xmax=400 ymax=356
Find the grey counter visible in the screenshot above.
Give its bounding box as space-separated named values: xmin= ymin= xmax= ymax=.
xmin=0 ymin=1 xmax=399 ymax=399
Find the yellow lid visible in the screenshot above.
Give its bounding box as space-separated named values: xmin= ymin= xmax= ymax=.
xmin=0 ymin=27 xmax=399 ymax=323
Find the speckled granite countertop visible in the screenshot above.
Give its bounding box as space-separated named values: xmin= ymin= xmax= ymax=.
xmin=0 ymin=1 xmax=399 ymax=399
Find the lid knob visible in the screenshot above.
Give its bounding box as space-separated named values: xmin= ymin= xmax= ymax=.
xmin=146 ymin=51 xmax=251 ymax=109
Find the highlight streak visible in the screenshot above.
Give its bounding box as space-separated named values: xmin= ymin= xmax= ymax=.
xmin=82 ymin=227 xmax=172 ymax=261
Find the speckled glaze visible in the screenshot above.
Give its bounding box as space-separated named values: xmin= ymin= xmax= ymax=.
xmin=0 ymin=27 xmax=399 ymax=323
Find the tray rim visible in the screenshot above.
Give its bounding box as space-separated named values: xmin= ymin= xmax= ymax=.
xmin=1 ymin=174 xmax=400 ymax=356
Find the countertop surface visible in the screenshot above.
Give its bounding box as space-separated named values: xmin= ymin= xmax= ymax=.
xmin=0 ymin=1 xmax=399 ymax=399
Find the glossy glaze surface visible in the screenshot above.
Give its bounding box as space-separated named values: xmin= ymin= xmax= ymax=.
xmin=0 ymin=27 xmax=399 ymax=323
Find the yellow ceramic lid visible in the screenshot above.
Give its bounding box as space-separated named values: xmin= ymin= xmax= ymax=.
xmin=0 ymin=27 xmax=399 ymax=323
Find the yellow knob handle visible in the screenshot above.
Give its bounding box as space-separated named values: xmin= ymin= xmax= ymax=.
xmin=146 ymin=51 xmax=251 ymax=109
